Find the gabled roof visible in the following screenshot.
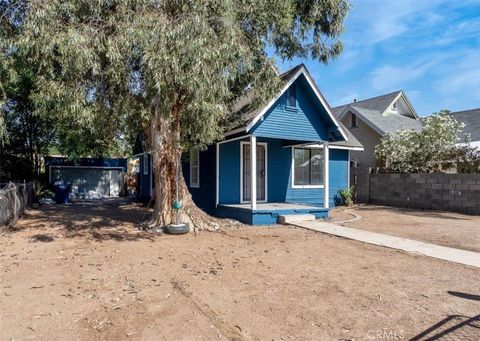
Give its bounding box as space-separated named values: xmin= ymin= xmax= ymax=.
xmin=451 ymin=108 xmax=480 ymax=143
xmin=227 ymin=64 xmax=349 ymax=143
xmin=333 ymin=90 xmax=422 ymax=135
xmin=229 ymin=65 xmax=304 ymax=132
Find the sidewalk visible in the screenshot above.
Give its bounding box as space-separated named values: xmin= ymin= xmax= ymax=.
xmin=294 ymin=220 xmax=480 ymax=268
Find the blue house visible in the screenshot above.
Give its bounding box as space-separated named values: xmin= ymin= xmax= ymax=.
xmin=143 ymin=64 xmax=363 ymax=224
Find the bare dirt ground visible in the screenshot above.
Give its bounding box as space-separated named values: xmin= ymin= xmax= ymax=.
xmin=1 ymin=200 xmax=479 ymax=340
xmin=331 ymin=205 xmax=480 ymax=253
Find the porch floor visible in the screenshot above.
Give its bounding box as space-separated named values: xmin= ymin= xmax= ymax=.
xmin=220 ymin=202 xmax=325 ymax=211
xmin=217 ymin=202 xmax=328 ymax=225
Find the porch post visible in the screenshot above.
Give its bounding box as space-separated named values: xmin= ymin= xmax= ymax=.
xmin=250 ymin=135 xmax=257 ymax=210
xmin=323 ymin=142 xmax=329 ymax=209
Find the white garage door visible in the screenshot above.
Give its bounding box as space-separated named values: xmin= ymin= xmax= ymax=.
xmin=50 ymin=167 xmax=124 ymax=198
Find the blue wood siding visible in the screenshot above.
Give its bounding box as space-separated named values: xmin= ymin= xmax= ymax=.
xmin=263 ymin=138 xmax=325 ymax=205
xmin=183 ymin=145 xmax=216 ymax=212
xmin=217 ymin=204 xmax=329 ymax=225
xmin=218 ymin=139 xmax=243 ymax=204
xmin=215 ymin=138 xmax=349 ymax=207
xmin=329 ymin=149 xmax=349 ymax=205
xmin=251 ymin=75 xmax=331 ymax=142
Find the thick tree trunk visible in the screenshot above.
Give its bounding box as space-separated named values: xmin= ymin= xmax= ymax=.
xmin=147 ymin=105 xmax=219 ymax=234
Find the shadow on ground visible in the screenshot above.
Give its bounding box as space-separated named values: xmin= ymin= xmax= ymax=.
xmin=411 ymin=314 xmax=480 ymax=340
xmin=10 ymin=198 xmax=156 ymax=242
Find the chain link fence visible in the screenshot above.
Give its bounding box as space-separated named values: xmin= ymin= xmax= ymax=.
xmin=0 ymin=182 xmax=33 ymax=229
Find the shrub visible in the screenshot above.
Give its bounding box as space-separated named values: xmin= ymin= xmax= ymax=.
xmin=375 ymin=111 xmax=465 ymax=173
xmin=32 ymin=180 xmax=53 ymax=203
xmin=339 ymin=186 xmax=354 ymax=206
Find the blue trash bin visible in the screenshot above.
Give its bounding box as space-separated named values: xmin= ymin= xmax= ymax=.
xmin=54 ymin=183 xmax=71 ymax=204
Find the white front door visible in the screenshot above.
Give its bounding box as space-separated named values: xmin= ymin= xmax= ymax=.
xmin=242 ymin=143 xmax=266 ymax=202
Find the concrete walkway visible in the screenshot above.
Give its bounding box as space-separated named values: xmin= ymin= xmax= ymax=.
xmin=294 ymin=220 xmax=480 ymax=268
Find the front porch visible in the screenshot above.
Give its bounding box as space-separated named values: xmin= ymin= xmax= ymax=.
xmin=217 ymin=202 xmax=329 ymax=225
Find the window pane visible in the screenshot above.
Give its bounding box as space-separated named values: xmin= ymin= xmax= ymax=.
xmin=190 ymin=150 xmax=199 ymax=166
xmin=288 ymin=84 xmax=296 ymax=107
xmin=190 ymin=149 xmax=199 ymax=187
xmin=294 ymin=149 xmax=309 ymax=185
xmin=310 ymin=149 xmax=324 ymax=185
xmin=191 ymin=166 xmax=198 ymax=184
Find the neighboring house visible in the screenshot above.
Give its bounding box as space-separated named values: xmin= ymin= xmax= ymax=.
xmin=332 ymin=91 xmax=422 ymax=167
xmin=178 ymin=64 xmax=362 ymax=225
xmin=451 ymin=108 xmax=480 ymax=148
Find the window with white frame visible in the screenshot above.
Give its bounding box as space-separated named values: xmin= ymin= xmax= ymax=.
xmin=143 ymin=154 xmax=148 ymax=175
xmin=190 ymin=149 xmax=200 ymax=188
xmin=287 ymin=83 xmax=297 ymax=108
xmin=293 ymin=148 xmax=324 ymax=187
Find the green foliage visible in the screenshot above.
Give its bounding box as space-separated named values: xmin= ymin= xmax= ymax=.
xmin=447 ymin=146 xmax=480 ymax=173
xmin=375 ymin=111 xmax=465 ymax=173
xmin=0 ymin=1 xmax=138 ymax=160
xmin=2 ymin=0 xmax=350 ymax=154
xmin=32 ymin=180 xmax=53 ymax=202
xmin=339 ymin=186 xmax=354 ymax=206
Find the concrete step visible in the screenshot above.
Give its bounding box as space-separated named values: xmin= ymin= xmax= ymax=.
xmin=278 ymin=214 xmax=316 ymax=225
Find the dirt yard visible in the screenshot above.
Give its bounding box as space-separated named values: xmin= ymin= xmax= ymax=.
xmin=1 ymin=201 xmax=479 ymax=340
xmin=331 ymin=205 xmax=480 ymax=253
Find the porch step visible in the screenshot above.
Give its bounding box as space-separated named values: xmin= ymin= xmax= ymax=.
xmin=278 ymin=214 xmax=316 ymax=225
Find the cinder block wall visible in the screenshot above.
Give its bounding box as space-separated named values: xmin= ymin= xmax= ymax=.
xmin=367 ymin=173 xmax=480 ymax=214
xmin=352 ymin=167 xmax=371 ymax=203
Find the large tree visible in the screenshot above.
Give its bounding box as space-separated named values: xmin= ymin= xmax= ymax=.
xmin=1 ymin=0 xmax=350 ymax=231
xmin=1 ymin=1 xmax=131 ymax=180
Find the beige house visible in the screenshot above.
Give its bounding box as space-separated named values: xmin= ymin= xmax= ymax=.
xmin=332 ymin=90 xmax=422 ymax=167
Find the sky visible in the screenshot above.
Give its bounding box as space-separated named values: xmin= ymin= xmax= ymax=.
xmin=274 ymin=0 xmax=480 ymax=116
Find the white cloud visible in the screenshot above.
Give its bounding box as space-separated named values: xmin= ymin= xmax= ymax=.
xmin=346 ymin=0 xmax=443 ymax=46
xmin=432 ymin=19 xmax=480 ymax=46
xmin=436 ymin=50 xmax=480 ymax=97
xmin=370 ymin=59 xmax=438 ymax=92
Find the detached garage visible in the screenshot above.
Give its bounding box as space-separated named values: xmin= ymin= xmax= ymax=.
xmin=45 ymin=157 xmax=127 ymax=198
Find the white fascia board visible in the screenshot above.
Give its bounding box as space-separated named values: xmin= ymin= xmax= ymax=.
xmin=224 ymin=126 xmax=246 ymax=137
xmin=400 ymin=92 xmax=420 ymax=119
xmin=292 ymin=143 xmax=364 ymax=151
xmin=218 ymin=134 xmax=250 ymax=145
xmin=245 ymin=66 xmax=349 ymax=142
xmin=330 ymin=145 xmax=364 ymax=151
xmin=337 ymin=105 xmax=352 ymax=121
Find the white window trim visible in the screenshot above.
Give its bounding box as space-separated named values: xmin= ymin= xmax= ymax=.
xmin=189 ymin=149 xmax=200 ymax=188
xmin=143 ymin=154 xmax=148 ymax=175
xmin=240 ymin=141 xmax=268 ymax=204
xmin=291 ymin=146 xmax=325 ymax=189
